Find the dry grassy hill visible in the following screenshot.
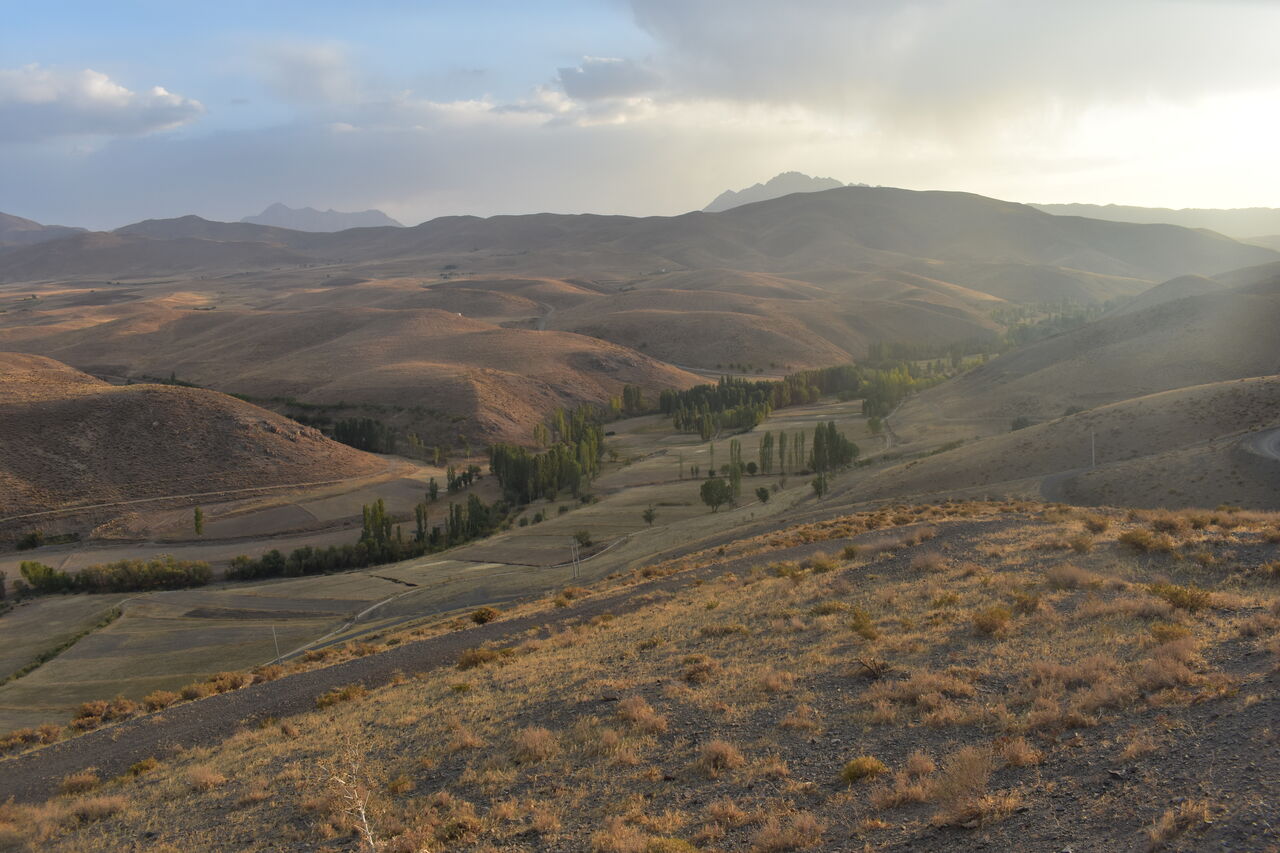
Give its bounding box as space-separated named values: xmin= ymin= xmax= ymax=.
xmin=855 ymin=376 xmax=1280 ymax=509
xmin=0 ymin=354 xmax=384 ymax=519
xmin=3 ymin=502 xmax=1277 ymax=851
xmin=0 ymin=308 xmax=701 ymax=447
xmin=902 ymin=273 xmax=1280 ymax=425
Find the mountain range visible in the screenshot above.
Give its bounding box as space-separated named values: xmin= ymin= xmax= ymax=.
xmin=241 ymin=202 xmax=403 ymax=231
xmin=703 ymin=171 xmax=858 ymax=212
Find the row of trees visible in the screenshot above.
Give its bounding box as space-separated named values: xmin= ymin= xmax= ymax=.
xmin=331 ymin=417 xmax=398 ymax=454
xmin=661 ymin=363 xmax=937 ymax=438
xmin=17 ymin=556 xmax=211 ymax=596
xmin=699 ymin=422 xmax=859 ymax=512
xmin=228 ymin=494 xmax=508 ymax=581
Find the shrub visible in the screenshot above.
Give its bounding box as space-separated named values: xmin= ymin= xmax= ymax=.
xmin=909 ymin=552 xmax=947 ymax=573
xmin=682 ymin=655 xmax=719 ymax=684
xmin=457 ymin=647 xmax=505 ymax=670
xmin=59 ymin=770 xmax=100 ymax=795
xmin=804 ymin=553 xmax=837 ymax=573
xmin=848 ymin=607 xmax=879 ymax=640
xmin=513 ymin=726 xmax=559 ymax=763
xmin=841 ymin=544 xmax=860 ymax=559
xmin=127 ymin=757 xmax=160 ymax=776
xmin=697 ymin=740 xmax=745 ymax=778
xmin=841 ymin=755 xmax=888 ymax=783
xmin=617 ymin=696 xmax=668 ymax=733
xmin=1082 ymin=514 xmax=1110 ymax=533
xmin=315 ymin=683 xmax=366 ymax=709
xmin=470 ymin=606 xmax=500 ymax=625
xmin=1045 ymin=563 xmax=1101 ymax=590
xmin=1119 ymin=528 xmax=1174 ymax=553
xmin=1146 ymin=800 xmax=1212 ymax=849
xmin=749 ymin=812 xmax=824 ymax=851
xmin=1147 ymin=582 xmax=1211 ymax=612
xmin=972 ymin=605 xmax=1012 ymax=636
xmin=142 ymin=690 xmax=179 ymax=711
xmin=69 ymin=795 xmax=127 ymax=822
xmin=187 ymin=766 xmax=227 ymax=791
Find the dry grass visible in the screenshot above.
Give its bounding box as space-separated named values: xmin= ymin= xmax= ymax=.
xmin=1145 ymin=800 xmax=1213 ymax=850
xmin=512 ymin=727 xmax=559 ymax=763
xmin=749 ymin=812 xmax=824 ymax=852
xmin=57 ymin=770 xmax=100 ymax=795
xmin=697 ymin=740 xmax=746 ymax=778
xmin=15 ymin=502 xmax=1275 ymax=853
xmin=841 ymin=755 xmax=888 ymax=783
xmin=617 ymin=696 xmax=668 ymax=733
xmin=186 ymin=766 xmax=227 ymax=792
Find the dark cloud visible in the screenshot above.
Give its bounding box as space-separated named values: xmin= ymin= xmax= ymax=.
xmin=558 ymin=57 xmax=660 ymax=101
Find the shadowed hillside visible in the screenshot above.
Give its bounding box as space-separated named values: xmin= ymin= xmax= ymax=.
xmin=0 ymin=354 xmax=384 ymax=519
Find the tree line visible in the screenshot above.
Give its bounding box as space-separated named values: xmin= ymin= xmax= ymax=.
xmin=15 ymin=556 xmax=211 ymax=596
xmin=228 ymin=494 xmax=509 ymax=581
xmin=700 ymin=421 xmax=859 ymax=512
xmin=490 ymin=404 xmax=606 ymax=505
xmin=659 ymin=363 xmax=940 ymax=438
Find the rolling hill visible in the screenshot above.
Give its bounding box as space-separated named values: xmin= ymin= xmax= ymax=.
xmin=0 ymin=213 xmax=84 ymax=250
xmin=1032 ymin=202 xmax=1280 ymax=241
xmin=0 ymin=309 xmax=702 ymax=447
xmin=0 ymin=353 xmax=384 ymax=519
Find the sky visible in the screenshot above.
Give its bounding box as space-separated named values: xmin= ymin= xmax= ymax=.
xmin=2 ymin=0 xmax=1279 ymax=230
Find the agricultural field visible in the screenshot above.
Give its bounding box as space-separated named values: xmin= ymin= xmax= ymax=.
xmin=0 ymin=395 xmax=884 ymax=731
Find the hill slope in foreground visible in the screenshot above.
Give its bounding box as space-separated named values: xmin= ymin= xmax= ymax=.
xmin=0 ymin=353 xmax=383 ymax=518
xmin=2 ymin=502 xmax=1277 ymax=851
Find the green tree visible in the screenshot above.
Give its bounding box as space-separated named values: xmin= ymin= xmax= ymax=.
xmin=759 ymin=431 xmax=774 ymax=475
xmin=642 ymin=506 xmax=657 ymax=527
xmin=755 ymin=486 xmax=770 ymax=504
xmin=193 ymin=506 xmax=204 ymax=536
xmin=811 ymin=473 xmax=828 ymax=499
xmin=574 ymin=530 xmax=593 ymax=547
xmin=700 ymin=478 xmax=732 ymax=513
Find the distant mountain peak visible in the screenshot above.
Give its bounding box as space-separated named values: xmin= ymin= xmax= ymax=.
xmin=241 ymin=203 xmax=403 ymax=232
xmin=704 ymin=172 xmax=864 ymax=212
xmin=0 ymin=211 xmax=85 ymax=248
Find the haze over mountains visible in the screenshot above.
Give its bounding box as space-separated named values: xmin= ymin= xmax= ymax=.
xmin=0 ymin=213 xmax=84 ymax=250
xmin=1 ymin=185 xmax=1277 ymax=453
xmin=1031 ymin=202 xmax=1280 ymax=242
xmin=241 ymin=203 xmax=403 ymax=232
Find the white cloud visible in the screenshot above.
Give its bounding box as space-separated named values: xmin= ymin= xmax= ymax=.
xmin=0 ymin=65 xmax=204 ymax=143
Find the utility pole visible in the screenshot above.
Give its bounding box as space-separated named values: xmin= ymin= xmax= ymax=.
xmin=569 ymin=541 xmax=580 ymax=579
xmin=272 ymin=625 xmax=281 ymax=665
xmin=1091 ymin=429 xmax=1096 ymax=469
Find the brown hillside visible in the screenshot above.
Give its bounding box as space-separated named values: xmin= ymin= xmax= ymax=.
xmin=899 ymin=276 xmax=1280 ymax=425
xmin=0 ymin=354 xmax=383 ymax=518
xmin=856 ymin=376 xmax=1280 ymax=509
xmin=0 ymin=308 xmax=701 ymax=446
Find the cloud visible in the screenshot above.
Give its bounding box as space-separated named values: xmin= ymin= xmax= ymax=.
xmin=0 ymin=65 xmax=204 ymax=143
xmin=251 ymin=41 xmax=361 ymax=104
xmin=557 ymin=57 xmax=661 ymax=101
xmin=623 ymin=0 xmax=1280 ymax=135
